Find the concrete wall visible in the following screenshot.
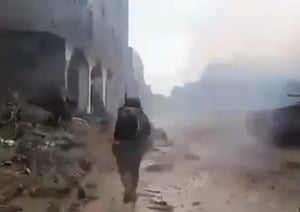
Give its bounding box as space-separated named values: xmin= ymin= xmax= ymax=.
xmin=89 ymin=0 xmax=129 ymax=116
xmin=0 ymin=0 xmax=91 ymax=46
xmin=0 ymin=0 xmax=129 ymax=116
xmin=0 ymin=30 xmax=65 ymax=101
xmin=63 ymin=0 xmax=129 ymax=116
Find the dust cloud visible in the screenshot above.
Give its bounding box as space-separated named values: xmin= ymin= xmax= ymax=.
xmin=184 ymin=0 xmax=300 ymax=82
xmin=148 ymin=0 xmax=300 ymax=173
xmin=157 ymin=111 xmax=277 ymax=174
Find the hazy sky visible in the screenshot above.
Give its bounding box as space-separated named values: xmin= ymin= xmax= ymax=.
xmin=129 ymin=0 xmax=300 ymax=95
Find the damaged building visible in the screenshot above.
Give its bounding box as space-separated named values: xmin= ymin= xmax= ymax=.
xmin=128 ymin=47 xmax=153 ymax=113
xmin=0 ymin=0 xmax=130 ymax=117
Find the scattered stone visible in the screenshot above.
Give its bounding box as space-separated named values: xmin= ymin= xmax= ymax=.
xmin=147 ymin=205 xmax=174 ymax=212
xmin=246 ymin=173 xmax=258 ymax=184
xmin=77 ymin=187 xmax=86 ymax=200
xmin=144 ymin=189 xmax=162 ymax=194
xmin=192 ymin=201 xmax=201 ymax=206
xmin=139 ymin=192 xmax=159 ymax=198
xmin=283 ymin=161 xmax=300 ymax=170
xmin=0 ymin=205 xmax=23 ymax=212
xmin=32 ymin=130 xmax=47 ymax=138
xmin=30 ymin=185 xmax=72 ymax=198
xmin=0 ymin=139 xmax=15 ymax=148
xmin=145 ymin=191 xmax=174 ymax=212
xmin=1 ymin=161 xmax=13 ymax=166
xmin=151 ymin=200 xmax=168 ymax=206
xmin=145 ymin=163 xmax=174 ymax=172
xmin=0 ymin=99 xmax=93 ymax=211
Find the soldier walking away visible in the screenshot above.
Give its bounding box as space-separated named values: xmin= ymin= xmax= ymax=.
xmin=112 ymin=93 xmax=151 ymax=204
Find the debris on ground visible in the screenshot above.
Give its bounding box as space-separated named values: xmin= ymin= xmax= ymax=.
xmin=144 ymin=189 xmax=162 ymax=194
xmin=183 ymin=152 xmax=201 ymax=161
xmin=282 ymin=161 xmax=300 ymax=170
xmin=192 ymin=201 xmax=201 ymax=206
xmin=0 ymin=205 xmax=23 ymax=212
xmin=147 ymin=199 xmax=174 ymax=212
xmin=142 ymin=188 xmax=174 ymax=212
xmin=147 ymin=197 xmax=174 ymax=211
xmin=145 ymin=163 xmax=174 ymax=172
xmin=0 ymin=97 xmax=98 ymax=212
xmin=147 ymin=205 xmax=174 ymax=212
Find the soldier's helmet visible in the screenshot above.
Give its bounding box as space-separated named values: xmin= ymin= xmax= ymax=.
xmin=124 ymin=97 xmax=141 ymax=109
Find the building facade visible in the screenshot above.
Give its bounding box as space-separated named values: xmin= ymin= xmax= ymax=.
xmin=0 ymin=0 xmax=129 ymax=117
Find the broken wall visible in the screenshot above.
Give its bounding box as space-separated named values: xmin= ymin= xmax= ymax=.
xmin=0 ymin=0 xmax=130 ymax=116
xmin=0 ymin=0 xmax=91 ymax=46
xmin=89 ymin=0 xmax=129 ymax=116
xmin=0 ymin=30 xmax=65 ymax=101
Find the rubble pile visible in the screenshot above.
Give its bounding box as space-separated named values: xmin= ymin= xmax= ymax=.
xmin=142 ymin=189 xmax=174 ymax=212
xmin=0 ymin=101 xmax=95 ymax=212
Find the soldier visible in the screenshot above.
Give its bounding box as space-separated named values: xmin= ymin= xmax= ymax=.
xmin=112 ymin=94 xmax=151 ymax=204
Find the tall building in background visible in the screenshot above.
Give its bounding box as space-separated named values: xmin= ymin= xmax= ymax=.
xmin=128 ymin=47 xmax=153 ymax=113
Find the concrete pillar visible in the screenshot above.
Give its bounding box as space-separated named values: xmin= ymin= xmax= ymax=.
xmin=67 ymin=48 xmax=90 ymax=113
xmin=64 ymin=45 xmax=73 ymax=90
xmin=102 ymin=68 xmax=108 ymax=107
xmin=78 ymin=62 xmax=90 ymax=113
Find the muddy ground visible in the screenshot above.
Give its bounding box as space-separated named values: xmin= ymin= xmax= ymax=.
xmin=82 ymin=112 xmax=300 ymax=212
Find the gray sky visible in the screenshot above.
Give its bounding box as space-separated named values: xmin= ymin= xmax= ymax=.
xmin=129 ymin=0 xmax=300 ymax=95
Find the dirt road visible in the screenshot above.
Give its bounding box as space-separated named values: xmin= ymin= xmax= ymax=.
xmin=84 ymin=114 xmax=300 ymax=212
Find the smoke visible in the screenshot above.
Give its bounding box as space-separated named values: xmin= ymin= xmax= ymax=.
xmin=131 ymin=0 xmax=300 ymax=95
xmin=148 ymin=1 xmax=300 ymax=186
xmin=183 ymin=0 xmax=300 ymax=82
xmin=147 ymin=0 xmax=300 ymax=121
